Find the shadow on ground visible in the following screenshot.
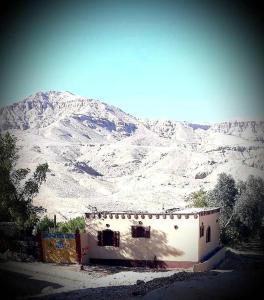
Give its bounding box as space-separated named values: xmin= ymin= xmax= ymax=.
xmin=2 ymin=250 xmax=264 ymax=300
xmin=36 ymin=250 xmax=264 ymax=300
xmin=0 ymin=269 xmax=63 ymax=300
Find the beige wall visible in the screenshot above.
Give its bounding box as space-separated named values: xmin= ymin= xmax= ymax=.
xmin=198 ymin=212 xmax=220 ymax=261
xmin=82 ymin=213 xmax=201 ymax=264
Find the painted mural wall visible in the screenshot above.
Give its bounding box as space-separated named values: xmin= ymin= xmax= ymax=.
xmin=41 ymin=233 xmax=77 ymax=264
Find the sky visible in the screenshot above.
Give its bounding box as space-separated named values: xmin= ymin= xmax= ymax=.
xmin=0 ymin=0 xmax=263 ymax=123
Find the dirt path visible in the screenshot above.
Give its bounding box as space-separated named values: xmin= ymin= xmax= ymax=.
xmin=143 ymin=248 xmax=264 ymax=300
xmin=1 ymin=245 xmax=264 ymax=300
xmin=0 ymin=260 xmax=186 ymax=299
xmin=143 ymin=269 xmax=263 ymax=300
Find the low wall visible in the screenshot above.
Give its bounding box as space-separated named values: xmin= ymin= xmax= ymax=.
xmin=193 ymin=247 xmax=226 ymax=272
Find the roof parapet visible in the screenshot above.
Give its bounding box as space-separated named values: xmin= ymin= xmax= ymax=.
xmin=85 ymin=208 xmax=220 ymax=220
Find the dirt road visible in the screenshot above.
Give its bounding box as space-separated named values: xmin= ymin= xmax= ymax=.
xmin=1 ymin=248 xmax=264 ymax=300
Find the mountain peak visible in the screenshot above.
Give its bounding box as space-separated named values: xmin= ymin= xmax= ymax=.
xmin=0 ymin=91 xmax=263 ymax=217
xmin=0 ymin=91 xmax=263 ymax=142
xmin=0 ymin=91 xmax=140 ymax=138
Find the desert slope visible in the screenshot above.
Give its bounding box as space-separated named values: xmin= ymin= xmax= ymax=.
xmin=0 ymin=91 xmax=263 ymax=220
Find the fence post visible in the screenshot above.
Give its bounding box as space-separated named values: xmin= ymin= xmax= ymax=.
xmin=36 ymin=230 xmax=43 ymax=262
xmin=75 ymin=228 xmax=81 ymax=264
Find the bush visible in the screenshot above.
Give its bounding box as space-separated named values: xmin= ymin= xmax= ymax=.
xmin=36 ymin=216 xmax=55 ymax=232
xmin=37 ymin=216 xmax=85 ymax=233
xmin=57 ymin=216 xmax=85 ymax=233
xmin=185 ymin=189 xmax=209 ymax=208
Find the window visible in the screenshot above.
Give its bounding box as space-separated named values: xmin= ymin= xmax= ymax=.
xmin=97 ymin=230 xmax=120 ymax=247
xmin=200 ymin=223 xmax=204 ymax=238
xmin=131 ymin=226 xmax=150 ymax=238
xmin=206 ymin=226 xmax=211 ymax=243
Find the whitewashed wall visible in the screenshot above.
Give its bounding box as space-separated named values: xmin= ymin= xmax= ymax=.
xmin=82 ymin=213 xmax=200 ymax=265
xmin=81 ymin=209 xmax=220 ymax=267
xmin=198 ymin=211 xmax=220 ymax=261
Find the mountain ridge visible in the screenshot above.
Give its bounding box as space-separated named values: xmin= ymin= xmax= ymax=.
xmin=0 ymin=91 xmax=263 ymax=220
xmin=1 ymin=91 xmax=263 ymax=137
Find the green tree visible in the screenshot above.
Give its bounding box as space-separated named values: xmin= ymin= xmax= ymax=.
xmin=36 ymin=215 xmax=55 ymax=232
xmin=185 ymin=189 xmax=209 ymax=208
xmin=37 ymin=216 xmax=85 ymax=233
xmin=207 ymin=173 xmax=238 ymax=243
xmin=57 ymin=216 xmax=85 ymax=233
xmin=0 ymin=132 xmax=49 ymax=232
xmin=207 ymin=173 xmax=264 ymax=245
xmin=234 ymin=176 xmax=264 ymax=239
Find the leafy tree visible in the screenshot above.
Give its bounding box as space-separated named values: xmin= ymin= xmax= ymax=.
xmin=233 ymin=176 xmax=264 ymax=239
xmin=207 ymin=173 xmax=238 ymax=243
xmin=185 ymin=189 xmax=209 ymax=208
xmin=57 ymin=216 xmax=85 ymax=233
xmin=36 ymin=215 xmax=55 ymax=232
xmin=207 ymin=173 xmax=264 ymax=245
xmin=37 ymin=216 xmax=85 ymax=233
xmin=0 ymin=132 xmax=49 ymax=233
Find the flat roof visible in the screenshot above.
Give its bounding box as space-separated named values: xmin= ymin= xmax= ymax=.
xmin=173 ymin=207 xmax=220 ymax=214
xmin=85 ymin=207 xmax=220 ymax=217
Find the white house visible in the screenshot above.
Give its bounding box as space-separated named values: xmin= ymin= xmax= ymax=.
xmin=81 ymin=207 xmax=221 ymax=268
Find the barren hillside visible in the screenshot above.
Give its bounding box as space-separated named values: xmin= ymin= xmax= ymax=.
xmin=1 ymin=91 xmax=263 ymax=220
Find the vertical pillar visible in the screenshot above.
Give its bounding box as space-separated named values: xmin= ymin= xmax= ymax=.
xmin=75 ymin=228 xmax=82 ymax=264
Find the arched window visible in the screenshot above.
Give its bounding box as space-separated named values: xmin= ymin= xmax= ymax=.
xmin=206 ymin=226 xmax=211 ymax=243
xmin=200 ymin=223 xmax=204 ymax=238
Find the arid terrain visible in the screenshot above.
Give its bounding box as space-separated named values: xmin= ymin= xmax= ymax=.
xmin=1 ymin=242 xmax=263 ymax=300
xmin=0 ymin=91 xmax=263 ymax=219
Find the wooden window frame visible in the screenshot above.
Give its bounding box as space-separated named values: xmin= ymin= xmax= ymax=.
xmin=200 ymin=222 xmax=204 ymax=238
xmin=97 ymin=229 xmax=120 ymax=247
xmin=206 ymin=226 xmax=211 ymax=243
xmin=131 ymin=225 xmax=151 ymax=238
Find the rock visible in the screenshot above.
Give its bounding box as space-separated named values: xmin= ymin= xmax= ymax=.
xmin=132 ymin=280 xmax=147 ymax=296
xmin=195 ymin=172 xmax=208 ymax=179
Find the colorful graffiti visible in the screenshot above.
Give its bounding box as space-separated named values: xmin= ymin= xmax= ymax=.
xmin=41 ymin=233 xmax=78 ymax=264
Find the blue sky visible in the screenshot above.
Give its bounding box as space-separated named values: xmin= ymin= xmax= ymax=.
xmin=0 ymin=0 xmax=263 ymax=122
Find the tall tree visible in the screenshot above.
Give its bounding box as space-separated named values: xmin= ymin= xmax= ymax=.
xmin=208 ymin=173 xmax=238 ymax=242
xmin=234 ymin=176 xmax=264 ymax=238
xmin=0 ymin=132 xmax=49 ymax=232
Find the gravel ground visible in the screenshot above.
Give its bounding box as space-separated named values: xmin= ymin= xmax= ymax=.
xmin=0 ymin=261 xmax=194 ymax=299
xmin=1 ymin=245 xmax=264 ymax=300
xmin=34 ymin=270 xmax=208 ymax=300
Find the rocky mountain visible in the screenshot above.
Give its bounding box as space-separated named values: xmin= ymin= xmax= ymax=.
xmin=1 ymin=91 xmax=263 ymax=220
